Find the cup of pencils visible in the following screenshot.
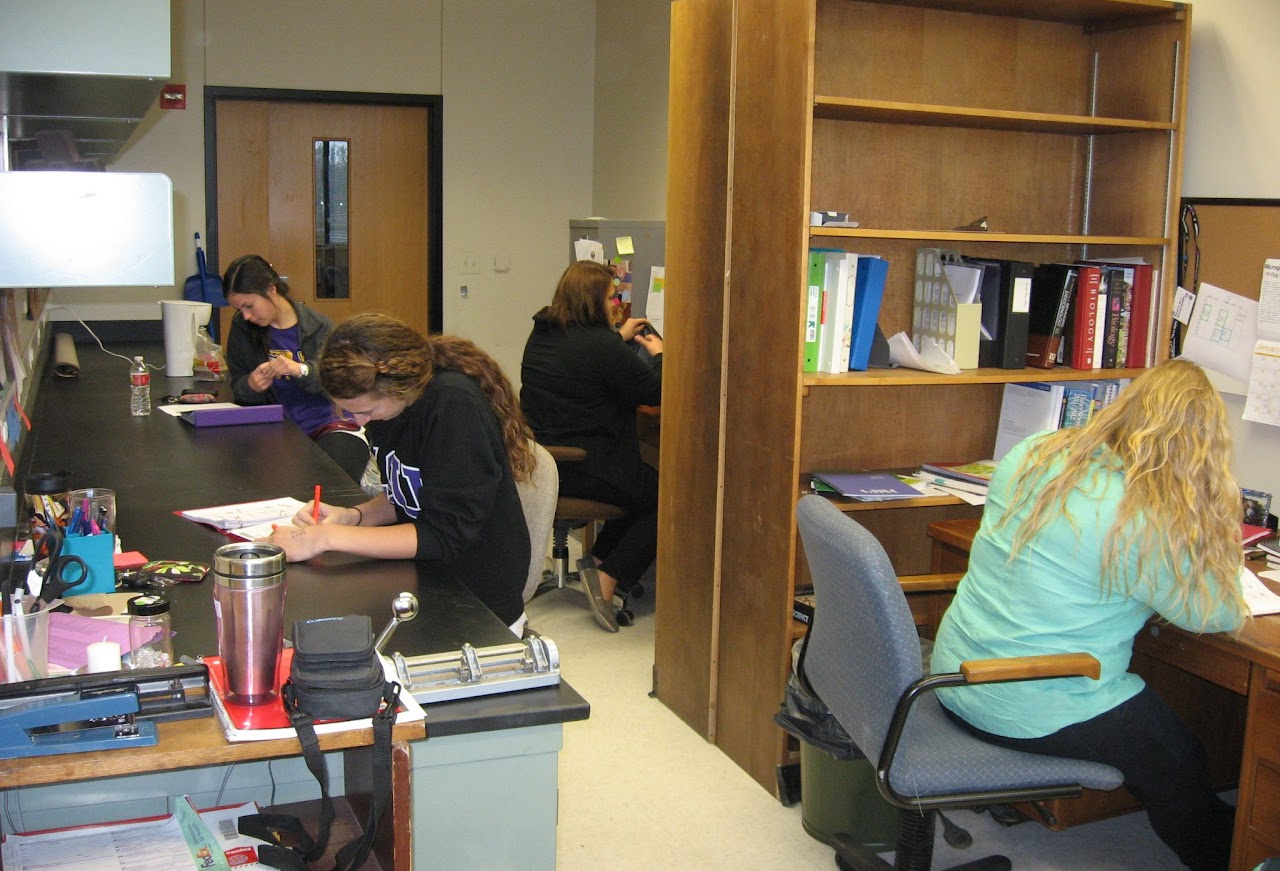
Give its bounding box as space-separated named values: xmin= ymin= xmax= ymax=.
xmin=65 ymin=488 xmax=116 ymax=536
xmin=22 ymin=471 xmax=71 ymax=535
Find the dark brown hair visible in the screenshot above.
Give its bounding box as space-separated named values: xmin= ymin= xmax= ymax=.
xmin=320 ymin=312 xmax=534 ymax=481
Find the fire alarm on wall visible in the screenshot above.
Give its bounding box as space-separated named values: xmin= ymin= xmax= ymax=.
xmin=160 ymin=84 xmax=187 ymax=110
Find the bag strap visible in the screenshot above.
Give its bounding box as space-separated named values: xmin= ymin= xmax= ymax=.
xmin=239 ymin=679 xmax=402 ymax=871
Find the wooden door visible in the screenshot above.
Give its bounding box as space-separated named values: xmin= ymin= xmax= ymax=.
xmin=213 ymin=96 xmax=437 ymax=337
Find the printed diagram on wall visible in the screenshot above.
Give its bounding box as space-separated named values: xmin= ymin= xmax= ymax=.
xmin=1181 ymin=281 xmax=1257 ymax=384
xmin=1243 ymin=259 xmax=1280 ymax=426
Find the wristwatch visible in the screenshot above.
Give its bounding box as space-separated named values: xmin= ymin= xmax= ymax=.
xmin=298 ymin=362 xmax=310 ymax=378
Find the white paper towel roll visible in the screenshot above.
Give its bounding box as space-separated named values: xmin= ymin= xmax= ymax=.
xmin=53 ymin=332 xmax=80 ymax=378
xmin=160 ymin=300 xmax=212 ymax=376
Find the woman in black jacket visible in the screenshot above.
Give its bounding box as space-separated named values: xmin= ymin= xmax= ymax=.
xmin=520 ymin=260 xmax=663 ymax=631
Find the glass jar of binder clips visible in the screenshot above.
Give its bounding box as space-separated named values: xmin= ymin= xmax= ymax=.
xmin=127 ymin=594 xmax=173 ymax=669
xmin=22 ymin=471 xmax=71 ymax=535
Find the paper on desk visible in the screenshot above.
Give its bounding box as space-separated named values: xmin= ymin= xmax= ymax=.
xmin=0 ymin=797 xmax=230 ymax=871
xmin=887 ymin=331 xmax=961 ymax=374
xmin=157 ymin=402 xmax=240 ymax=417
xmin=47 ymin=611 xmax=132 ymax=669
xmin=1244 ymin=567 xmax=1280 ymax=616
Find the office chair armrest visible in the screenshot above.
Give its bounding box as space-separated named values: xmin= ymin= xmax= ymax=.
xmin=960 ymin=652 xmax=1102 ymax=684
xmin=897 ymin=572 xmax=963 ymax=594
xmin=873 ymin=655 xmax=1101 ymax=809
xmin=544 ymin=445 xmax=587 ymax=463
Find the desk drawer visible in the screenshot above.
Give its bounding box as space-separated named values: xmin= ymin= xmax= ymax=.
xmin=1134 ymin=624 xmax=1250 ymax=695
xmin=1254 ymin=669 xmax=1280 ymax=764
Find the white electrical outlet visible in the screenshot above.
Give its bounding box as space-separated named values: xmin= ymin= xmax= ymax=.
xmin=460 ymin=254 xmax=480 ymax=274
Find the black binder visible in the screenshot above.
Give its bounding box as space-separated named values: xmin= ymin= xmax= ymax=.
xmin=968 ymin=257 xmax=1033 ymax=369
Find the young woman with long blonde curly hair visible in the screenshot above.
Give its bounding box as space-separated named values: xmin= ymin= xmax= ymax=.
xmin=931 ymin=359 xmax=1247 ymax=871
xmin=266 ymin=312 xmax=535 ymax=634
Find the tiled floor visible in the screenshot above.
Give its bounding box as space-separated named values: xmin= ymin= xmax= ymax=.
xmin=524 ymin=561 xmax=1194 ymax=871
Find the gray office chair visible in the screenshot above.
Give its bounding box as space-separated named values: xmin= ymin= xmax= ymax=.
xmin=794 ymin=495 xmax=1124 ymax=870
xmin=516 ymin=442 xmax=559 ymax=603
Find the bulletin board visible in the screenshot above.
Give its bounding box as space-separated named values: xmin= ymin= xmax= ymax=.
xmin=1180 ymin=198 xmax=1280 ymax=301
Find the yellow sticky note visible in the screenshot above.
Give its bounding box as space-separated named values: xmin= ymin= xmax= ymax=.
xmin=616 ymin=236 xmax=635 ymax=256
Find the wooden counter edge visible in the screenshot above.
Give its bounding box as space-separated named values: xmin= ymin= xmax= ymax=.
xmin=0 ymin=715 xmax=427 ymax=789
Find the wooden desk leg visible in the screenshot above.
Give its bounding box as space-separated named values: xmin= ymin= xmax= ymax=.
xmin=345 ymin=740 xmax=413 ymax=871
xmin=1231 ymin=663 xmax=1280 ymax=871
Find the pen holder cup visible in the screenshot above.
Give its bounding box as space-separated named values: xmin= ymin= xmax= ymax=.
xmin=61 ymin=532 xmax=118 ymax=595
xmin=65 ymin=487 xmax=117 ymax=536
xmin=1 ymin=609 xmax=50 ymax=683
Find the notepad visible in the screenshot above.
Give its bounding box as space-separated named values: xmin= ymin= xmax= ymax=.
xmin=178 ymin=497 xmax=306 ymax=531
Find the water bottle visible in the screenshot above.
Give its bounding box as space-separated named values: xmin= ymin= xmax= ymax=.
xmin=130 ymin=355 xmax=151 ymax=416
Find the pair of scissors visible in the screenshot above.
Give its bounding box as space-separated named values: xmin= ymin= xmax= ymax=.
xmin=33 ymin=526 xmax=89 ymax=607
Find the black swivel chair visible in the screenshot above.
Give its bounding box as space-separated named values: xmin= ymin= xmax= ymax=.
xmin=794 ymin=495 xmax=1124 ymax=870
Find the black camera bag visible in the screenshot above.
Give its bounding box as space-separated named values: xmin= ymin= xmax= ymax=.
xmin=239 ymin=614 xmax=400 ymax=871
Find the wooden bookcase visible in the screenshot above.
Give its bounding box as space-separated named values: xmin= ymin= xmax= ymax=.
xmin=656 ymin=0 xmax=1190 ymax=794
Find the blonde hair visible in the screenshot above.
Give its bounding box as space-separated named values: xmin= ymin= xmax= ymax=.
xmin=1000 ymin=359 xmax=1247 ymax=629
xmin=320 ymin=313 xmax=535 ymax=481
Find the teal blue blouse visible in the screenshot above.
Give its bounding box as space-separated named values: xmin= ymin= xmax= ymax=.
xmin=930 ymin=433 xmax=1243 ymax=738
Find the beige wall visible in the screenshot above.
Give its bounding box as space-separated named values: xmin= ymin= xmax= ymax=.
xmin=591 ymin=0 xmax=671 ymax=220
xmin=51 ymin=0 xmax=595 ymax=383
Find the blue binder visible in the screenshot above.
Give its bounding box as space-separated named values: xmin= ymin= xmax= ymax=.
xmin=848 ymin=256 xmax=889 ymax=371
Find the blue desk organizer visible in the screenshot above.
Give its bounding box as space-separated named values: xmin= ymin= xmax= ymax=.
xmin=60 ymin=532 xmax=116 ymax=594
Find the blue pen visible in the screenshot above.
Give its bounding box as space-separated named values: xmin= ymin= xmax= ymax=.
xmin=68 ymin=506 xmax=83 ymax=535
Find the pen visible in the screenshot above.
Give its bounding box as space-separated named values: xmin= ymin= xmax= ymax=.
xmin=312 ymin=485 xmax=322 ymax=523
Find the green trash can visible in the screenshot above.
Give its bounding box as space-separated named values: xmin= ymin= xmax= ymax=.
xmin=799 ymin=741 xmax=899 ymax=850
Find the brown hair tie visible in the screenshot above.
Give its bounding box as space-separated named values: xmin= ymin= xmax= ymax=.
xmin=375 ymin=360 xmax=390 ymax=374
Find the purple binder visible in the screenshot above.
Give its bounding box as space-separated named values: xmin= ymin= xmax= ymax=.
xmin=180 ymin=404 xmax=284 ymax=427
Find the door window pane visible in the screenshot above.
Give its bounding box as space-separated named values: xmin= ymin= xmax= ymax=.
xmin=314 ymin=139 xmax=349 ymax=299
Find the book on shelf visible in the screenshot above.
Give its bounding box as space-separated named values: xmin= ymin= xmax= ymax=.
xmin=1098 ymin=266 xmax=1129 ymax=369
xmin=817 ymin=251 xmax=857 ymax=374
xmin=793 ymin=587 xmax=815 ymax=624
xmin=993 ymin=382 xmax=1066 ymax=461
xmin=969 ymin=257 xmax=1033 ymax=370
xmin=808 ymin=471 xmax=924 ymax=501
xmin=848 ymin=254 xmax=889 ymax=371
xmin=1061 ymin=264 xmax=1102 ymax=369
xmin=1026 ymin=264 xmax=1077 ymax=369
xmin=1059 ymin=382 xmax=1094 ymax=429
xmin=1084 ymin=260 xmax=1154 ymax=368
xmin=803 ymin=250 xmax=825 ymax=372
xmin=206 ymin=650 xmax=426 ymax=742
xmin=919 ymin=460 xmax=995 ymax=487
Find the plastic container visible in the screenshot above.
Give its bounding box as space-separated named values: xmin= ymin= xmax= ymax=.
xmin=22 ymin=471 xmax=71 ymax=532
xmin=130 ymin=355 xmax=151 ymax=416
xmin=800 ymin=741 xmax=899 ymax=849
xmin=128 ymin=594 xmax=173 ymax=669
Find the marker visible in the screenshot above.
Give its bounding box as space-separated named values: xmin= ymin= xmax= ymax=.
xmin=312 ymin=485 xmax=322 ymax=523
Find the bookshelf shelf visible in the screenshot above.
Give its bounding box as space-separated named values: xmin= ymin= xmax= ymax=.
xmin=658 ymin=0 xmax=1187 ymax=797
xmin=812 ymin=96 xmax=1176 ymax=135
xmin=808 ymin=228 xmax=1170 ymax=247
xmin=802 ymin=366 xmax=1150 ymax=388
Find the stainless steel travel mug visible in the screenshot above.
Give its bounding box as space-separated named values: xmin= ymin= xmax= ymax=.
xmin=213 ymin=542 xmax=286 ymax=705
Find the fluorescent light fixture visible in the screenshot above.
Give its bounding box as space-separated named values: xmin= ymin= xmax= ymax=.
xmin=0 ymin=171 xmax=175 ymax=287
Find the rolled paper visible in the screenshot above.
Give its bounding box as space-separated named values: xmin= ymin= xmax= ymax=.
xmin=53 ymin=332 xmax=80 ymax=378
